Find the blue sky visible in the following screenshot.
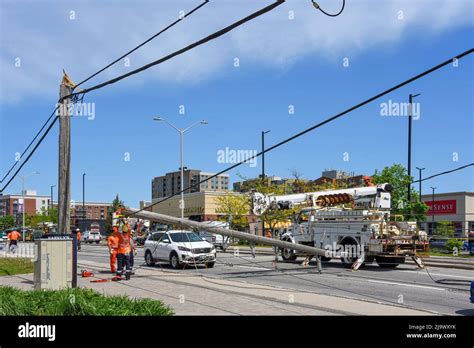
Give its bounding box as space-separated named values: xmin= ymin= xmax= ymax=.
xmin=1 ymin=0 xmax=473 ymax=206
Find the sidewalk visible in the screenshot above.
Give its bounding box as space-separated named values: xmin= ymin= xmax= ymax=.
xmin=0 ymin=259 xmax=435 ymax=316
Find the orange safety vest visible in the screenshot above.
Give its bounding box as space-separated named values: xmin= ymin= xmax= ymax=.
xmin=77 ymin=231 xmax=81 ymax=241
xmin=108 ymin=234 xmax=119 ymax=250
xmin=117 ymin=232 xmax=131 ymax=254
xmin=8 ymin=230 xmax=21 ymax=241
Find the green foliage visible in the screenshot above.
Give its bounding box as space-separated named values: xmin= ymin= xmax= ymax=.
xmin=0 ymin=215 xmax=15 ymax=230
xmin=105 ymin=194 xmax=124 ymax=235
xmin=372 ymin=164 xmax=428 ymax=221
xmin=435 ymin=221 xmax=455 ymax=237
xmin=445 ymin=239 xmax=463 ymax=254
xmin=0 ymin=286 xmax=173 ymax=316
xmin=26 ymin=207 xmax=58 ymax=227
xmin=215 ymin=194 xmax=250 ymax=230
xmin=0 ymin=258 xmax=34 ymax=276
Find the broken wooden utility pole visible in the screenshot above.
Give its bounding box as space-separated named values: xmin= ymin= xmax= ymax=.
xmin=125 ymin=208 xmax=328 ymax=258
xmin=58 ymin=74 xmax=73 ymax=234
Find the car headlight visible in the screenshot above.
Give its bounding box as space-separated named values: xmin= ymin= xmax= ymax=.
xmin=178 ymin=246 xmax=191 ymax=252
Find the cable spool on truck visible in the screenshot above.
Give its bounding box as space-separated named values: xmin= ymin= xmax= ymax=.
xmin=251 ymin=183 xmax=428 ymax=270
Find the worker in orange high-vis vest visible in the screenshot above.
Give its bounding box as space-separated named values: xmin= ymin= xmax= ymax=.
xmin=75 ymin=228 xmax=82 ymax=251
xmin=108 ymin=227 xmax=120 ymax=273
xmin=7 ymin=229 xmax=21 ymax=252
xmin=116 ymin=224 xmax=132 ymax=280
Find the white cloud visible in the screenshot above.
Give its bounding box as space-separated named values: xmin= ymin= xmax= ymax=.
xmin=0 ymin=0 xmax=472 ymax=103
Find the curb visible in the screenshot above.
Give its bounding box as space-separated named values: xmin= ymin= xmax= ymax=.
xmin=225 ymin=247 xmax=474 ymax=271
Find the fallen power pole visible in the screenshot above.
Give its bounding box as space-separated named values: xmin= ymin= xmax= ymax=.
xmin=125 ymin=208 xmax=328 ymax=258
xmin=58 ymin=79 xmax=72 ymax=234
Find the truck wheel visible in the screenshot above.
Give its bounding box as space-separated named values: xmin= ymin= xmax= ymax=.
xmin=145 ymin=251 xmax=155 ymax=266
xmin=281 ymin=247 xmax=297 ymax=261
xmin=170 ymin=252 xmax=181 ymax=269
xmin=96 ymin=241 xmax=100 ymax=244
xmin=340 ymin=241 xmax=359 ymax=268
xmin=376 ymin=256 xmax=404 ymax=269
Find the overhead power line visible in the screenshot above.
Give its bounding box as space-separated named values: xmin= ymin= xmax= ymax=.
xmin=0 ymin=105 xmax=59 ymax=184
xmin=311 ymin=0 xmax=345 ymax=17
xmin=411 ymin=163 xmax=474 ymax=184
xmin=0 ymin=0 xmax=213 ymax=190
xmin=0 ymin=1 xmax=284 ymax=192
xmin=66 ymin=0 xmax=286 ymax=100
xmin=1 ymin=116 xmax=60 ymax=192
xmin=129 ymin=48 xmax=474 ymax=217
xmin=74 ymin=0 xmax=209 ymax=89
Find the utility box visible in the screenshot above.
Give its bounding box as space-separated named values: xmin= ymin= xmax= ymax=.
xmin=34 ymin=235 xmax=73 ymax=290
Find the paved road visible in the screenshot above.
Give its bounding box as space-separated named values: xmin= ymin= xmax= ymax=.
xmin=78 ymin=244 xmax=474 ymax=315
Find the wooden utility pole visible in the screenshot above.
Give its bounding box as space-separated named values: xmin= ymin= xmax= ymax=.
xmin=58 ymin=80 xmax=72 ymax=234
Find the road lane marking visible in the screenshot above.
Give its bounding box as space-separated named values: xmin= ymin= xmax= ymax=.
xmin=365 ymin=279 xmax=445 ymax=291
xmin=418 ymin=272 xmax=473 ymax=280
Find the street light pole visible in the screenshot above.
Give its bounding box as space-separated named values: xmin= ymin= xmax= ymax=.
xmin=50 ymin=185 xmax=56 ymax=211
xmin=153 ymin=117 xmax=208 ymax=219
xmin=407 ymin=93 xmax=420 ymax=203
xmin=19 ymin=171 xmax=39 ymax=241
xmin=430 ymin=186 xmax=436 ymax=235
xmin=416 ymin=167 xmax=425 ymax=199
xmin=82 ymin=173 xmax=86 ymax=228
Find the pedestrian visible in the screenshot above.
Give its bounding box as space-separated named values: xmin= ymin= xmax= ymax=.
xmin=75 ymin=228 xmax=82 ymax=251
xmin=107 ymin=227 xmax=119 ymax=273
xmin=116 ymin=224 xmax=132 ymax=280
xmin=7 ymin=229 xmax=21 ymax=253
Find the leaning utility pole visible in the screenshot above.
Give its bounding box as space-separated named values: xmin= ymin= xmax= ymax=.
xmin=58 ymin=79 xmax=72 ymax=234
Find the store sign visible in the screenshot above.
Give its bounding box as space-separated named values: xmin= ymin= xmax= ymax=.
xmin=184 ymin=206 xmax=204 ymax=215
xmin=425 ymin=199 xmax=456 ymax=215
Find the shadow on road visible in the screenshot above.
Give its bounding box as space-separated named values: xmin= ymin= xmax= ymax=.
xmin=455 ymin=308 xmax=474 ymax=316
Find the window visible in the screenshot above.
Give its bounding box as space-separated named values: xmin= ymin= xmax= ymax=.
xmin=169 ymin=232 xmax=202 ymax=243
xmin=152 ymin=232 xmax=164 ymax=241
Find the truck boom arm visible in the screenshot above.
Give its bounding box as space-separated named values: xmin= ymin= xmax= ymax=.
xmin=251 ymin=183 xmax=392 ymax=215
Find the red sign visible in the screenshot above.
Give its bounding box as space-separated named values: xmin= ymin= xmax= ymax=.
xmin=425 ymin=200 xmax=456 ymax=215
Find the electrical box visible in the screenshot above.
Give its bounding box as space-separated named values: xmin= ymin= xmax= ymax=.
xmin=34 ymin=236 xmax=73 ymax=290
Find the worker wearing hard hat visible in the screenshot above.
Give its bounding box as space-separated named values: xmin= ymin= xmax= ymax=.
xmin=116 ymin=223 xmax=132 ymax=280
xmin=107 ymin=227 xmax=120 ymax=273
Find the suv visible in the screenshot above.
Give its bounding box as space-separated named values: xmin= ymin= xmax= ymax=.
xmin=144 ymin=230 xmax=216 ymax=269
xmin=82 ymin=231 xmax=102 ymax=244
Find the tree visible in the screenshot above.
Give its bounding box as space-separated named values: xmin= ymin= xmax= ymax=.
xmin=436 ymin=221 xmax=455 ymax=237
xmin=104 ymin=194 xmax=124 ymax=235
xmin=372 ymin=164 xmax=428 ymax=221
xmin=215 ymin=194 xmax=250 ymax=230
xmin=0 ymin=215 xmax=15 ymax=230
xmin=26 ymin=207 xmax=58 ymax=227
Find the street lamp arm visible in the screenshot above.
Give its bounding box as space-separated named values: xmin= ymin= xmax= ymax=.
xmin=155 ymin=117 xmax=181 ymax=133
xmin=183 ymin=120 xmax=205 ymax=133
